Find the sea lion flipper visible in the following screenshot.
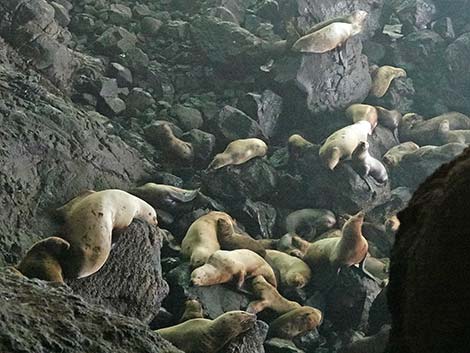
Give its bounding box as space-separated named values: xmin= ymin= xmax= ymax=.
xmin=246 ymin=300 xmax=268 ymax=314
xmin=305 ymin=16 xmax=350 ymax=35
xmin=168 ymin=188 xmax=199 ymax=203
xmin=359 ymin=256 xmax=382 ymax=284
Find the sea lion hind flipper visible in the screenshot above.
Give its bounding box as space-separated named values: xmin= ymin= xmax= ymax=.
xmin=169 ymin=188 xmax=199 ymax=203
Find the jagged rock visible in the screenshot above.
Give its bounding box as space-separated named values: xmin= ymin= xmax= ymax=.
xmin=388 ymin=147 xmax=470 ymax=353
xmin=231 ymin=199 xmax=277 ymax=238
xmin=126 ymin=88 xmax=155 ymax=112
xmin=97 ymin=78 xmax=126 ymax=116
xmin=445 ymin=32 xmax=470 ymax=93
xmin=108 ymin=4 xmax=133 ymax=25
xmin=141 ymin=17 xmax=164 ymax=36
xmin=214 ymin=105 xmax=265 ymax=141
xmin=368 ymin=286 xmax=391 ymax=335
xmin=431 ymin=16 xmax=455 ymax=40
xmin=222 ymin=320 xmax=269 ymax=353
xmin=162 ymin=20 xmax=190 ymax=40
xmin=109 ymin=62 xmax=133 ymax=87
xmin=51 ymin=1 xmax=71 ymax=27
xmin=393 ymin=0 xmax=437 ymax=32
xmin=182 ymin=129 xmax=216 ymax=163
xmin=116 ymin=47 xmax=150 ymax=74
xmin=165 ymin=262 xmax=250 ymax=319
xmin=0 ymin=269 xmax=181 ymax=353
xmin=70 ymin=13 xmax=96 ymax=34
xmin=133 ymin=4 xmax=154 ymax=18
xmin=171 ymin=104 xmax=204 ymax=131
xmin=265 ymin=338 xmax=305 ymax=353
xmin=292 ymin=330 xmax=325 ymax=352
xmin=95 ymin=26 xmax=137 ymax=56
xmin=367 ymin=77 xmax=415 ymax=114
xmin=241 ymin=90 xmax=283 ymax=138
xmin=67 ymin=221 xmax=168 ymax=323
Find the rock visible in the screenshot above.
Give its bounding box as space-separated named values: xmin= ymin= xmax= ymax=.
xmin=388 ymin=147 xmax=470 ymax=353
xmin=108 ymin=4 xmax=133 ymax=25
xmin=97 ymin=78 xmax=126 ymax=116
xmin=181 ymin=129 xmax=216 ymax=163
xmin=133 ymin=4 xmax=154 ymax=18
xmin=214 ymin=105 xmax=265 ymax=141
xmin=67 ymin=221 xmax=168 ymax=323
xmin=368 ymin=286 xmax=391 ymax=335
xmin=141 ymin=17 xmax=164 ymax=36
xmin=108 ymin=62 xmax=133 ymax=87
xmin=445 ymin=32 xmax=470 ymax=93
xmin=165 ymin=263 xmax=250 ymax=319
xmin=207 ymin=6 xmax=240 ymax=23
xmin=231 ymin=199 xmax=277 ymax=238
xmin=95 ymin=26 xmax=137 ymax=56
xmin=222 ymin=320 xmax=269 ymax=353
xmin=431 ymin=16 xmax=455 ymax=40
xmin=0 ymin=269 xmax=182 ymax=353
xmin=171 ymin=104 xmax=204 ymax=131
xmin=51 ymin=1 xmax=71 ymax=27
xmin=393 ymin=0 xmax=437 ymax=32
xmin=126 ymin=88 xmax=155 ymax=112
xmin=367 ymin=77 xmax=415 ymax=114
xmin=117 ymin=47 xmax=150 ymax=74
xmin=162 ymin=20 xmax=190 ymax=41
xmin=265 ymin=338 xmax=305 ymax=353
xmin=244 ymin=90 xmax=283 ymax=138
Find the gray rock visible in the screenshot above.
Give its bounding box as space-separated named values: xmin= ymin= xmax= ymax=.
xmin=108 ymin=4 xmax=133 ymax=25
xmin=126 ymin=88 xmax=155 ymax=112
xmin=265 ymin=338 xmax=306 ymax=353
xmin=117 ymin=47 xmax=150 ymax=74
xmin=51 ymin=1 xmax=71 ymax=27
xmin=245 ymin=90 xmax=283 ymax=138
xmin=446 ymin=32 xmax=470 ymax=93
xmin=95 ymin=26 xmax=137 ymax=56
xmin=222 ymin=320 xmax=269 ymax=353
xmin=141 ymin=17 xmax=164 ymax=36
xmin=368 ymin=286 xmax=391 ymax=335
xmin=67 ymin=221 xmax=169 ymax=323
xmin=182 ymin=129 xmax=216 ymax=163
xmin=171 ymin=104 xmax=204 ymax=131
xmin=109 ymin=62 xmax=133 ymax=87
xmin=133 ymin=4 xmax=154 ymax=18
xmin=393 ymin=0 xmax=437 ymax=32
xmin=0 ymin=269 xmax=182 ymax=353
xmin=162 ymin=20 xmax=190 ymax=40
xmin=231 ymin=199 xmax=277 ymax=238
xmin=215 ymin=105 xmax=265 ymax=141
xmin=70 ymin=13 xmax=96 ymax=34
xmin=431 ymin=16 xmax=455 ymax=40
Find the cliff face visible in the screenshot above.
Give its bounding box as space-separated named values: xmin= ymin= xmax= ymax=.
xmin=388 ymin=147 xmax=470 ymax=353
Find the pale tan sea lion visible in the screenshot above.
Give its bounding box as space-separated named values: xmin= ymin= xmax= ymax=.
xmin=369 ymin=65 xmax=407 ymax=98
xmin=181 ymin=211 xmax=233 ymax=268
xmin=15 ymin=236 xmax=70 ymax=283
xmin=208 ymin=138 xmax=268 ymax=170
xmin=382 ymin=142 xmax=420 ymax=167
xmin=191 ymin=249 xmax=277 ymax=288
xmin=57 ymin=189 xmax=158 ymax=278
xmin=287 ymin=134 xmax=315 ymax=160
xmin=180 ymin=299 xmax=204 ymax=323
xmin=319 ymin=121 xmax=372 ymax=170
xmin=268 ymin=306 xmax=323 ymax=339
xmin=292 ymin=10 xmax=368 ymax=53
xmin=156 ymin=310 xmax=256 ymax=353
xmin=438 ymin=119 xmax=470 ymax=144
xmin=247 ymin=275 xmax=301 ymax=314
xmin=265 ymin=250 xmax=312 ymax=289
xmin=345 ymin=104 xmax=378 ymax=130
xmin=156 ymin=124 xmax=194 ymax=161
xmin=351 ymin=141 xmax=388 ymax=184
xmin=285 ymin=209 xmax=336 ymax=240
xmin=216 ymin=218 xmax=266 ymax=257
xmin=129 ymin=182 xmax=199 ymax=210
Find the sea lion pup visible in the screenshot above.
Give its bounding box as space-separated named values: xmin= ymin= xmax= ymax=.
xmin=181 ymin=211 xmax=233 ymax=268
xmin=129 ymin=182 xmax=199 ymax=210
xmin=156 ymin=310 xmax=256 ymax=353
xmin=191 ymin=249 xmax=277 ymax=288
xmin=438 ymin=119 xmax=470 ymax=144
xmin=179 ymin=299 xmax=204 ymax=323
xmin=247 ymin=275 xmax=301 ymax=314
xmin=268 ymin=306 xmax=323 ymax=339
xmin=57 ymin=189 xmax=158 ymax=279
xmin=15 ymin=237 xmax=70 ymax=283
xmin=319 ymin=121 xmax=372 ymax=170
xmin=303 ymin=212 xmax=376 ymax=280
xmin=208 ymin=138 xmax=268 ymax=170
xmin=287 ymin=134 xmax=315 ymax=160
xmin=351 ymin=141 xmax=388 ymax=185
xmin=155 ymin=123 xmax=194 ymax=161
xmin=345 ymin=104 xmax=378 ymax=130
xmin=216 ymin=218 xmax=266 ymax=257
xmin=265 ymin=250 xmax=312 ymax=289
xmin=382 ymin=142 xmax=419 ymax=167
xmin=369 ymin=65 xmax=407 ymax=98
xmin=375 ymin=106 xmax=402 ymax=130
xmin=338 ymin=325 xmax=390 ymax=353
xmin=285 ymin=208 xmax=336 ymax=240
xmin=292 ymin=10 xmax=368 ymax=53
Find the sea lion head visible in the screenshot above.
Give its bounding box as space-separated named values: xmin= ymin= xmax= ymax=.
xmin=33 ymin=236 xmax=71 ymax=255
xmin=401 ymin=113 xmax=423 ymax=129
xmin=385 ymin=215 xmax=400 ymax=233
xmin=208 ymin=153 xmax=230 ymax=170
xmin=217 ymin=218 xmax=234 ymax=238
xmin=190 ymin=264 xmax=219 ymax=286
xmin=287 ymin=272 xmax=307 ymax=288
xmin=287 ymin=307 xmax=323 ymax=336
xmin=217 ymin=311 xmax=257 ymax=332
xmin=342 ymin=211 xmax=365 ymax=235
xmin=137 ymin=205 xmax=158 ymax=226
xmin=438 ymin=119 xmax=450 ymax=134
xmin=350 ymin=10 xmax=368 ymax=34
xmin=157 ymin=124 xmax=174 ymax=138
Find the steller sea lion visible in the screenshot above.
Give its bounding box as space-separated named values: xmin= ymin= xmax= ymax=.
xmin=156 ymin=124 xmax=194 ymax=161
xmin=268 ymin=306 xmax=323 ymax=339
xmin=191 ymin=249 xmax=277 ymax=289
xmin=156 ymin=310 xmax=256 ymax=353
xmin=369 ymin=65 xmax=407 ymax=98
xmin=265 ymin=250 xmax=312 ymax=289
xmin=180 ymin=299 xmax=204 ymax=323
xmin=292 ymin=10 xmax=368 ymax=54
xmin=216 ymin=218 xmax=266 ymax=257
xmin=57 ymin=189 xmax=158 ymax=279
xmin=345 ymin=104 xmax=378 ymax=130
xmin=382 ymin=142 xmax=419 ymax=167
xmin=375 ymin=106 xmax=402 ymax=130
xmin=247 ymin=275 xmax=301 ymax=315
xmin=181 ymin=211 xmax=233 ymax=268
xmin=351 ymin=141 xmax=388 ymax=184
xmin=437 ymin=119 xmax=470 ymax=144
xmin=287 ymin=133 xmax=315 ymax=161
xmin=15 ymin=236 xmax=70 ymax=283
xmin=208 ymin=138 xmax=268 ymax=170
xmin=129 ymin=183 xmax=199 ymax=211
xmin=285 ymin=208 xmax=336 ymax=240
xmin=319 ymin=121 xmax=372 ymax=170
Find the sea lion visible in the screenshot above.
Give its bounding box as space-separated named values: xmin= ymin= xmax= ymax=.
xmin=384 ymin=214 xmax=400 ymax=233
xmin=292 ymin=10 xmax=368 ymax=53
xmin=288 ymin=134 xmax=315 ymax=160
xmin=438 ymin=119 xmax=470 ymax=144
xmin=57 ymin=189 xmax=158 ymax=278
xmin=180 ymin=299 xmax=204 ymax=323
xmin=265 ymin=250 xmax=312 ymax=288
xmin=319 ymin=121 xmax=372 ymax=170
xmin=155 ymin=124 xmax=194 ymax=161
xmin=375 ymin=106 xmax=402 ymax=130
xmin=364 ymin=257 xmax=389 ymax=281
xmin=208 ymin=138 xmax=268 ymax=170
xmin=382 ymin=142 xmax=420 ymax=167
xmin=156 ymin=310 xmax=256 ymax=353
xmin=181 ymin=211 xmax=233 ymax=268
xmin=247 ymin=275 xmax=301 ymax=314
xmin=216 ymin=218 xmax=266 ymax=257
xmin=398 ymin=112 xmax=470 ymax=146
xmin=285 ymin=208 xmax=336 ymax=240
xmin=369 ymin=65 xmax=407 ymax=98
xmin=303 ymin=212 xmax=374 ymax=279
xmin=351 ymin=141 xmax=388 ymax=184
xmin=15 ymin=237 xmax=70 ymax=283
xmin=268 ymin=306 xmax=323 ymax=339
xmin=191 ymin=249 xmax=277 ymax=288
xmin=345 ymin=104 xmax=378 ymax=130
xmin=129 ymin=183 xmax=199 ymax=211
